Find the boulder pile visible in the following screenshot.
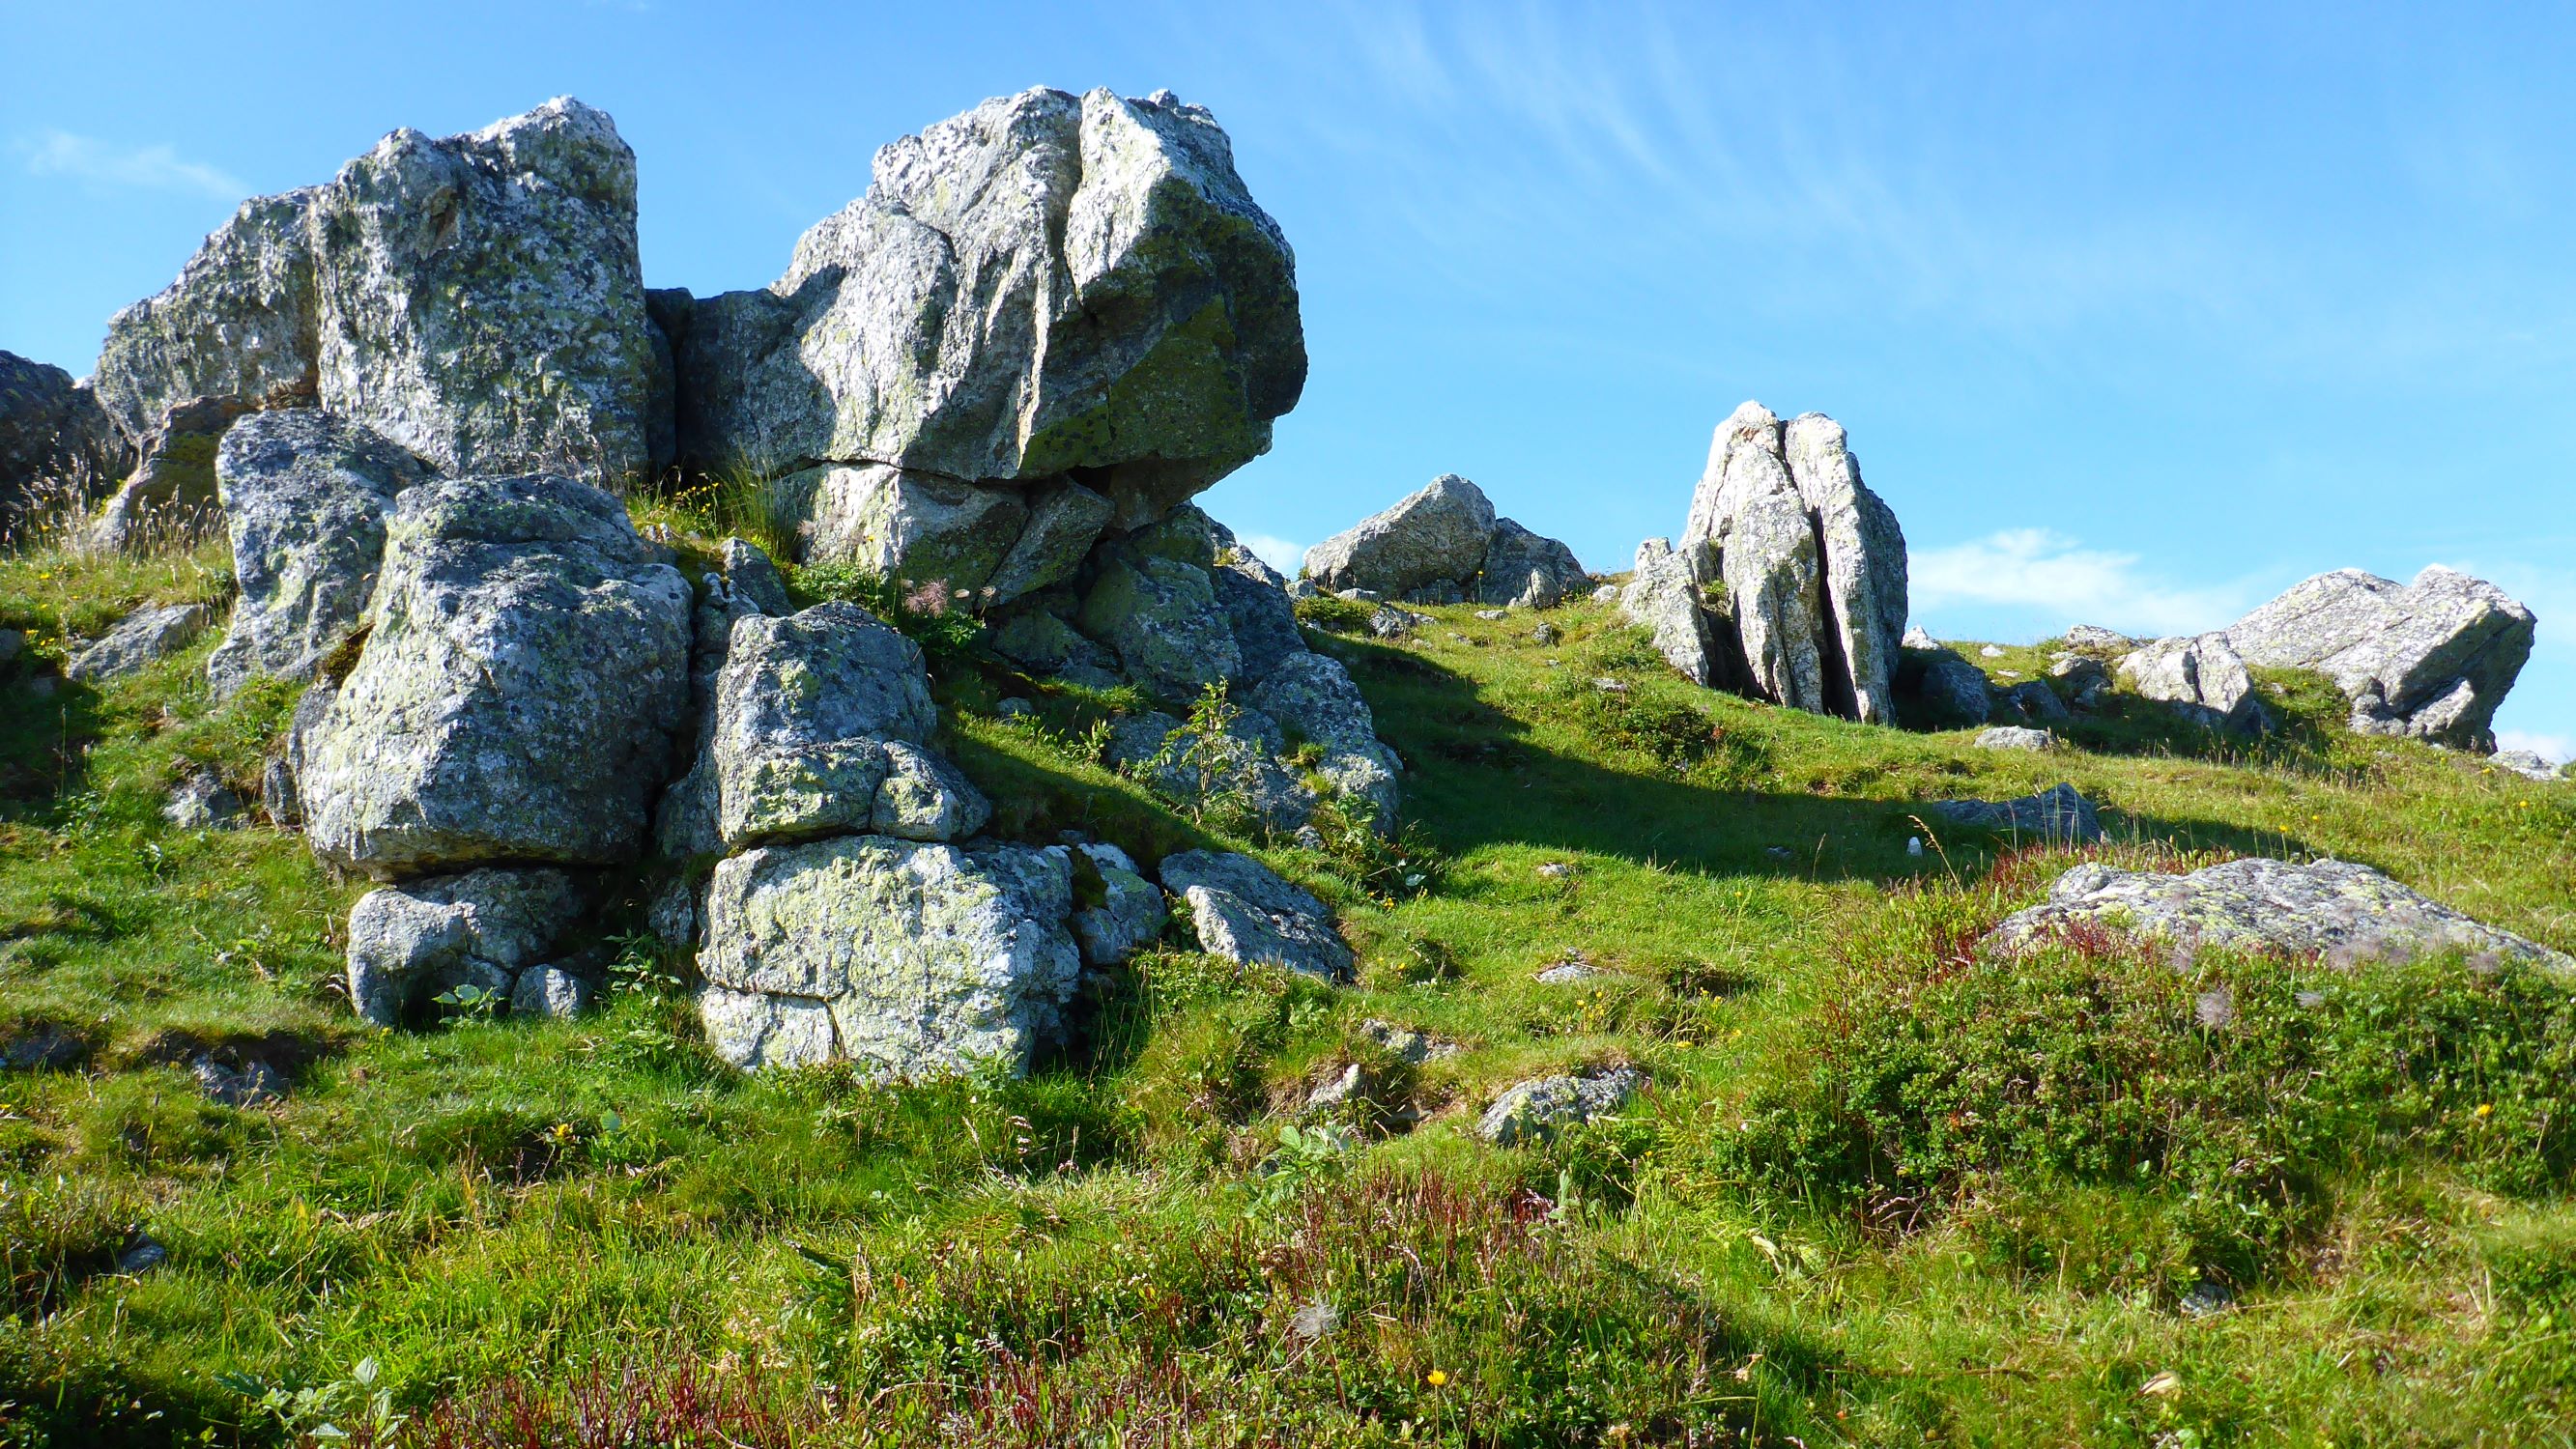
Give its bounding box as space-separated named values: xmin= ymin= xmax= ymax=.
xmin=1301 ymin=474 xmax=1589 ymax=609
xmin=39 ymin=89 xmax=1373 ymax=1078
xmin=1623 ymin=401 xmax=1908 ymax=724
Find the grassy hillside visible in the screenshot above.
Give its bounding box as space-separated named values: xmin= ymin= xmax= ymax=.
xmin=2 ymin=522 xmax=2573 ymax=1447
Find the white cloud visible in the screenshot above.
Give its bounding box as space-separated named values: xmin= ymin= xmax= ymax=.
xmin=18 ymin=129 xmax=243 ymax=200
xmin=1237 ymin=532 xmax=1306 ymax=577
xmin=2497 ymin=730 xmax=2572 ymax=767
xmin=1910 ymin=527 xmax=2254 ymax=639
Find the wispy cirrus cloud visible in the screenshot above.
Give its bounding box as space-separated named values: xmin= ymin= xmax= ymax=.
xmin=1909 ymin=527 xmax=2255 ymax=639
xmin=17 ymin=129 xmax=243 ymax=199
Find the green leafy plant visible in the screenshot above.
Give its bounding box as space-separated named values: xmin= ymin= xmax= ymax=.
xmin=431 ymin=982 xmax=503 ymax=1021
xmin=790 ymin=561 xmax=985 ymax=662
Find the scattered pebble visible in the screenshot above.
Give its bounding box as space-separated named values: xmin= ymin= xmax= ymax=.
xmin=1535 ymin=862 xmax=1575 ymax=880
xmin=115 ymin=1235 xmax=168 ymax=1276
xmin=1979 ymin=645 xmax=2006 ymax=658
xmin=1531 ymin=623 xmax=1560 ymax=645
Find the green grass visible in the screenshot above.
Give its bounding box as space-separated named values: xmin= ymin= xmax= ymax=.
xmin=3 ymin=528 xmax=2574 ymax=1446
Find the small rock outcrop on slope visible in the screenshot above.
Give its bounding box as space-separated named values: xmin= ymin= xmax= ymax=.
xmin=345 ymin=867 xmax=592 ymax=1026
xmin=205 ymin=410 xmax=428 ymax=699
xmin=1625 ymin=401 xmax=1907 ymax=724
xmin=1302 ymin=474 xmax=1588 ymax=609
xmin=0 ymin=352 xmax=129 ymax=516
xmin=664 ymin=85 xmax=1305 ymax=591
xmin=301 ymin=473 xmax=691 ymax=877
xmin=2224 ymin=566 xmax=2534 ymax=752
xmin=1984 ymin=858 xmax=2573 ymax=973
xmin=66 ymin=603 xmax=211 ymax=682
xmin=2116 ymin=633 xmax=2270 ymax=735
xmin=92 ymin=97 xmax=658 ymax=507
xmin=1160 ymin=849 xmax=1354 ymax=982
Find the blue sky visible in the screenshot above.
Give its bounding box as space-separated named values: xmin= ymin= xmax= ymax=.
xmin=6 ymin=2 xmax=2571 ymax=758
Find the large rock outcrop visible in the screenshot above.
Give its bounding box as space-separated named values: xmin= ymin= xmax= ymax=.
xmin=1626 ymin=402 xmax=1907 ymax=724
xmin=301 ymin=473 xmax=690 ymax=877
xmin=206 ymin=410 xmax=427 ymax=698
xmin=1302 ymin=474 xmax=1587 ymax=609
xmin=666 ymin=85 xmax=1305 ymax=592
xmin=2224 ymin=566 xmax=2534 ymax=751
xmin=93 ymin=98 xmax=656 ymax=491
xmin=0 ymin=352 xmax=129 ymax=514
xmin=1985 ymin=858 xmax=2572 ymax=974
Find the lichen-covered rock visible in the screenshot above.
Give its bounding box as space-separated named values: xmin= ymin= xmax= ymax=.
xmin=870 ymin=740 xmax=992 ymax=841
xmin=0 ymin=351 xmax=129 ymax=507
xmin=94 ymin=193 xmax=323 ymax=442
xmin=344 ymin=867 xmax=588 ymax=1026
xmin=2225 ymin=566 xmax=2535 ymax=751
xmin=1475 ymin=1067 xmax=1644 ymax=1147
xmin=1072 ymin=841 xmax=1166 ymax=966
xmin=1619 ymin=538 xmax=1724 ymax=687
xmin=2118 ymin=633 xmax=2269 ymax=734
xmin=1984 ymin=858 xmax=2574 ymax=973
xmin=1211 ymin=547 xmax=1307 ymax=683
xmin=66 ymin=602 xmax=211 ymax=682
xmin=1477 ymin=517 xmax=1588 ymax=609
xmin=790 ymin=464 xmax=1030 ymax=594
xmin=1930 ymin=781 xmax=2102 ymax=843
xmin=1974 ymin=725 xmax=2055 ymax=752
xmin=1250 ymin=651 xmax=1401 ymax=827
xmin=88 ymin=394 xmax=258 ymax=552
xmin=1302 ymin=475 xmax=1495 ymax=598
xmin=983 ymin=479 xmax=1114 ymax=606
xmin=673 ymin=86 xmax=1302 ymax=565
xmin=509 ymin=963 xmax=595 ymax=1020
xmin=205 ymin=409 xmax=427 ymax=697
xmin=1159 ymin=849 xmax=1352 ymax=981
xmin=1077 ymin=553 xmax=1240 ymax=700
xmin=162 ymin=768 xmax=243 ymax=829
xmin=696 ymin=836 xmax=1082 ymax=1076
xmin=1781 ymin=412 xmax=1907 ymax=723
xmin=301 ymin=473 xmax=690 ymax=876
xmin=95 ymin=99 xmax=657 ymax=489
xmin=719 ymin=536 xmax=792 ymax=615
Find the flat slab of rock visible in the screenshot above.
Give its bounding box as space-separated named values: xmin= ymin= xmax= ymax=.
xmin=697 ymin=836 xmax=1081 ymax=1075
xmin=1476 ymin=1067 xmax=1644 ymax=1147
xmin=301 ymin=473 xmax=690 ymax=875
xmin=2226 ymin=566 xmax=2535 ymax=751
xmin=1974 ymin=725 xmax=2055 ymax=752
xmin=1930 ymin=781 xmax=2103 ymax=843
xmin=1160 ymin=849 xmax=1352 ymax=982
xmin=205 ymin=409 xmax=427 ymax=698
xmin=67 ymin=603 xmax=210 ymax=682
xmin=1984 ymin=857 xmax=2575 ymax=973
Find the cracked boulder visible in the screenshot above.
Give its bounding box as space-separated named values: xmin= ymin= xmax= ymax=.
xmin=1302 ymin=473 xmax=1585 ymax=609
xmin=1160 ymin=849 xmax=1352 ymax=982
xmin=94 ymin=98 xmax=658 ymax=488
xmin=1674 ymin=402 xmax=1907 ymax=723
xmin=345 ymin=867 xmax=589 ymax=1025
xmin=2118 ymin=633 xmax=2269 ymax=734
xmin=205 ymin=409 xmax=428 ymax=698
xmin=696 ymin=837 xmax=1082 ymax=1076
xmin=1984 ymin=858 xmax=2574 ymax=974
xmin=2225 ymin=565 xmax=2534 ymax=751
xmin=669 ymin=85 xmax=1304 ymax=589
xmin=301 ymin=473 xmax=691 ymax=876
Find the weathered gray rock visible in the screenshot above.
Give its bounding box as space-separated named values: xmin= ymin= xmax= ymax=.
xmin=1930 ymin=781 xmax=2103 ymax=843
xmin=2491 ymin=750 xmax=2563 ymax=783
xmin=1985 ymin=858 xmax=2574 ymax=973
xmin=509 ymin=963 xmax=595 ymax=1020
xmin=205 ymin=409 xmax=427 ymax=697
xmin=719 ymin=537 xmax=792 ymax=615
xmin=2001 ymin=679 xmax=2071 ymax=725
xmin=66 ymin=602 xmax=211 ymax=682
xmin=1367 ymin=604 xmax=1429 ymax=639
xmin=344 ymin=867 xmax=588 ymax=1026
xmin=1302 ymin=474 xmax=1496 ymax=598
xmin=1974 ymin=725 xmax=2056 ymax=752
xmin=708 ymin=603 xmax=952 ymax=849
xmin=1078 ymin=553 xmax=1240 ymax=700
xmin=162 ymin=768 xmax=243 ymax=829
xmin=1619 ymin=537 xmax=1724 ymax=687
xmin=1678 ymin=402 xmax=1907 ymax=723
xmin=301 ymin=473 xmax=690 ymax=876
xmin=1475 ymin=1067 xmax=1644 ymax=1148
xmin=870 ymin=740 xmax=992 ymax=841
xmin=2225 ymin=566 xmax=2535 ymax=751
xmin=1250 ymin=651 xmax=1400 ymax=827
xmin=2118 ymin=633 xmax=2269 ymax=734
xmin=2060 ymin=625 xmax=2133 ymax=652
xmin=88 ymin=394 xmax=257 ymax=552
xmin=190 ymin=1055 xmax=286 ymax=1107
xmin=1159 ymin=849 xmax=1352 ymax=981
xmin=696 ymin=836 xmax=1082 ymax=1076
xmin=1897 ymin=641 xmax=1993 ymax=727
xmin=1477 ymin=517 xmax=1588 ymax=609
xmin=2050 ymin=654 xmax=2113 ymax=711
xmin=1359 ymin=1017 xmax=1458 ymax=1065
xmin=96 ymin=99 xmax=656 ymax=489
xmin=94 ymin=193 xmax=323 ymax=442
xmin=1209 ymin=521 xmax=1308 ymax=681
xmin=988 ymin=605 xmax=1121 ymax=681
xmin=1072 ymin=841 xmax=1166 ymax=966
xmin=0 ymin=352 xmax=129 ymax=508
xmin=673 ymin=86 xmax=1303 ymax=569
xmin=789 ymin=463 xmax=1028 ymax=595
xmin=983 ymin=479 xmax=1114 ymax=606
xmin=1105 ymin=707 xmax=1318 ymax=834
